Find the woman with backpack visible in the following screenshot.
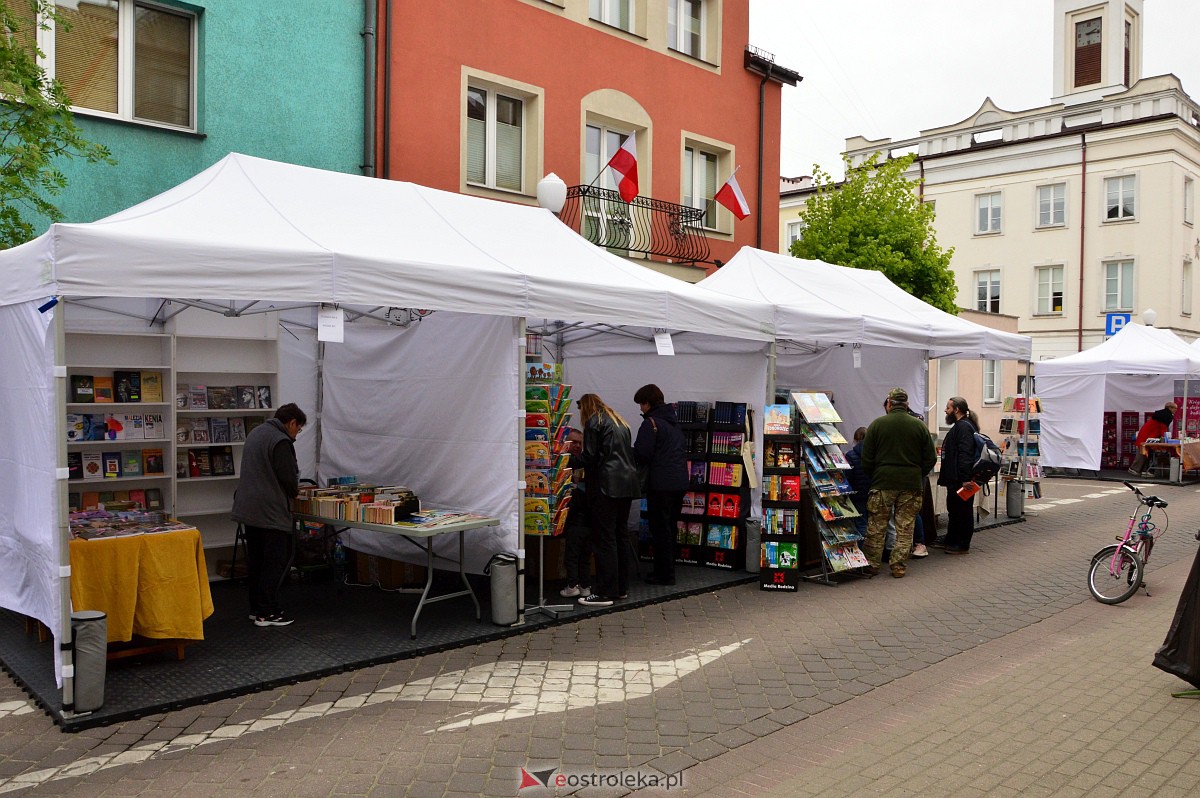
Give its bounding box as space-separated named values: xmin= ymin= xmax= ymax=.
xmin=937 ymin=396 xmax=980 ymax=554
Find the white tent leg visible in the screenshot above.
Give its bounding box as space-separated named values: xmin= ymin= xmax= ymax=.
xmin=515 ymin=318 xmax=527 ymax=627
xmin=53 ymin=303 xmax=76 ymax=714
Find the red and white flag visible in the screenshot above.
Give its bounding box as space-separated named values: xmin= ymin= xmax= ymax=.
xmin=605 ymin=136 xmax=639 ymax=203
xmin=714 ymin=169 xmax=751 ymax=220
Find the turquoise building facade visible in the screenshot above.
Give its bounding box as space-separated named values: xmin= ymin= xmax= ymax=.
xmin=39 ymin=0 xmax=367 ymax=230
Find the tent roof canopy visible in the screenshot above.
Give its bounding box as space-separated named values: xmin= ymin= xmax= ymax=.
xmin=697 ymin=247 xmax=1032 ymax=360
xmin=1037 ymin=323 xmax=1200 ymax=377
xmin=0 ymin=153 xmax=776 ymax=342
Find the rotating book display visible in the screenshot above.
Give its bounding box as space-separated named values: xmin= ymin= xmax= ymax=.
xmin=759 ymin=402 xmax=804 ymax=591
xmin=999 ymin=395 xmax=1042 ymax=500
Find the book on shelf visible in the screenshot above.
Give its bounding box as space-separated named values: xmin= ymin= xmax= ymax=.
xmin=763 ymin=404 xmax=793 ymax=435
xmin=67 ymin=452 xmax=83 ymax=480
xmin=257 ymin=386 xmax=272 ymax=409
xmin=210 ymin=446 xmax=236 ymax=477
xmin=145 ymin=488 xmax=163 ymax=511
xmin=102 ymin=414 xmax=126 ymax=441
xmin=188 ymin=384 xmax=208 ymax=410
xmin=175 ymin=383 xmax=189 ymax=410
xmin=128 ymin=489 xmax=146 ymax=508
xmin=791 ymin=391 xmax=841 ymax=423
xmin=113 ymin=370 xmax=141 ymax=403
xmin=688 ymin=460 xmax=707 ymax=486
xmin=236 ymin=385 xmax=258 ymax=409
xmin=68 ymin=493 xmax=81 ymax=512
xmin=93 ymin=376 xmax=114 ymax=403
xmin=142 ymin=448 xmax=165 ymax=475
xmin=244 ymin=415 xmax=265 ymax=435
xmin=207 ymin=385 xmax=237 ymax=410
xmin=81 ymin=452 xmax=103 ymax=480
xmin=229 ymin=417 xmax=246 ymax=442
xmin=102 ymin=451 xmax=122 ymax=479
xmin=187 ymin=450 xmax=200 ymax=478
xmin=193 ymin=448 xmax=212 ymax=477
xmin=144 ymin=413 xmax=163 ymax=440
xmin=123 ymin=414 xmax=145 ymax=440
xmin=140 ymin=371 xmax=163 ymax=403
xmin=706 ymin=493 xmax=723 ymax=516
xmin=190 ymin=417 xmax=211 ymax=443
xmin=80 ymin=492 xmax=100 ymax=510
xmin=176 ymin=450 xmax=188 ymax=479
xmin=210 ymin=417 xmax=231 ymax=443
xmin=70 ymin=375 xmax=94 ymax=403
xmin=815 ymin=423 xmax=847 ymax=444
xmin=175 ymin=419 xmax=191 ymax=444
xmin=781 ymin=475 xmax=802 ymax=501
xmin=121 ymin=450 xmax=143 ymax=477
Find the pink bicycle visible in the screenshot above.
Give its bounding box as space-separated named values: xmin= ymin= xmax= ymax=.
xmin=1087 ymin=481 xmax=1169 ymax=604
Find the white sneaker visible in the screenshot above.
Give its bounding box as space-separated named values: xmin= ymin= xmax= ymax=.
xmin=559 ymin=584 xmax=585 ymax=598
xmin=911 ymin=544 xmax=929 ymax=558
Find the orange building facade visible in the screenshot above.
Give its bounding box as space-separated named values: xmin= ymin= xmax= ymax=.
xmin=375 ymin=0 xmax=799 ymax=280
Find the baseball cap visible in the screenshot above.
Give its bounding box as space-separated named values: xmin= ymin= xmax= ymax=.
xmin=887 ymin=387 xmax=908 ymax=403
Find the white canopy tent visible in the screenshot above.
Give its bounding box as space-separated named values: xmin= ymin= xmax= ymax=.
xmin=695 ymin=247 xmax=1034 ymax=434
xmin=0 ymin=153 xmax=778 ymax=707
xmin=1038 ymin=323 xmax=1200 ymax=471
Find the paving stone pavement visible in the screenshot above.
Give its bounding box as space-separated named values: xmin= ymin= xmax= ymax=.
xmin=1 ymin=478 xmax=1199 ymax=797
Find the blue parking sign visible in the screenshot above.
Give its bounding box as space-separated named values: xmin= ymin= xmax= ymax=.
xmin=1105 ymin=313 xmax=1131 ymax=336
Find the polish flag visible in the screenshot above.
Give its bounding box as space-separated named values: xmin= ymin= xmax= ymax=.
xmin=714 ymin=169 xmax=751 ymax=220
xmin=605 ymin=136 xmax=639 ymax=203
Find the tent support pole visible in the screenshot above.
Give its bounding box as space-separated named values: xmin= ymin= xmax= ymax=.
xmin=766 ymin=341 xmax=777 ymax=404
xmin=53 ymin=302 xmax=76 ymax=716
xmin=314 ymin=341 xmax=325 ymax=483
xmin=514 ymin=318 xmax=528 ymax=627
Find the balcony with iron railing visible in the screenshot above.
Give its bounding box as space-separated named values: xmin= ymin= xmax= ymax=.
xmin=557 ymin=185 xmax=711 ymax=265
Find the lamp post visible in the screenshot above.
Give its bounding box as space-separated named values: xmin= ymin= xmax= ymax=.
xmin=1142 ymin=308 xmax=1158 ymax=327
xmin=536 ymin=173 xmax=567 ymax=215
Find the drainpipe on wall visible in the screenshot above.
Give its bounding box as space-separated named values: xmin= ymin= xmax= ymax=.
xmin=1078 ymin=132 xmax=1087 ymax=352
xmin=756 ymin=64 xmax=774 ymax=250
xmin=362 ymin=0 xmax=377 ymax=177
xmin=381 ymin=0 xmax=393 ymax=179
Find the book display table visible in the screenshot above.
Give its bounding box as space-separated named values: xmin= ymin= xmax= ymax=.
xmin=1144 ymin=440 xmax=1200 ymax=479
xmin=69 ymin=526 xmax=214 ymax=657
xmin=294 ymin=510 xmax=498 ymax=638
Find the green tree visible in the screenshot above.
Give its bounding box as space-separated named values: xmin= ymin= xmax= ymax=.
xmin=0 ymin=0 xmax=113 ymax=248
xmin=791 ymin=152 xmax=959 ymax=313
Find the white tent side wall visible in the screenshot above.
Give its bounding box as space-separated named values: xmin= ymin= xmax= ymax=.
xmin=1038 ymin=374 xmax=1107 ymax=470
xmin=0 ymin=300 xmax=61 ymax=680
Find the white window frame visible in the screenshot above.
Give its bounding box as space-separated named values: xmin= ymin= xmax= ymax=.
xmin=683 ymin=144 xmax=720 ymax=230
xmin=975 ymin=192 xmax=1002 ymax=234
xmin=983 ymin=360 xmax=1001 ymax=404
xmin=785 ymin=219 xmax=805 ymax=250
xmin=584 ymin=123 xmax=635 ymax=254
xmin=668 ymin=0 xmax=704 ymax=58
xmin=975 ymin=269 xmax=1001 ymax=313
xmin=1036 ymin=183 xmax=1067 ymax=228
xmin=590 ymin=0 xmax=634 ymax=32
xmin=1184 ymin=260 xmax=1193 ymax=316
xmin=1185 ymin=177 xmax=1194 ymax=226
xmin=1035 ymin=265 xmax=1065 ymax=315
xmin=1104 ymin=175 xmax=1136 ymax=222
xmin=37 ymin=0 xmax=197 ymax=131
xmin=1103 ymin=259 xmax=1135 ymax=312
xmin=466 ymin=84 xmax=526 ymax=193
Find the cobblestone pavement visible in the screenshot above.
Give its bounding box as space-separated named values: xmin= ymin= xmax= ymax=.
xmin=2 ymin=478 xmax=1199 ymax=797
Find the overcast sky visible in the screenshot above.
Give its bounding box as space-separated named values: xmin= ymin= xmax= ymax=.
xmin=749 ymin=0 xmax=1200 ymax=180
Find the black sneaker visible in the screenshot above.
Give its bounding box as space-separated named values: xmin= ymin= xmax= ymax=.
xmin=577 ymin=594 xmax=614 ymax=607
xmin=254 ymin=611 xmax=294 ymax=627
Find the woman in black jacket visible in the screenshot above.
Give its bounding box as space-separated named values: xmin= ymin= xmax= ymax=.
xmin=937 ymin=396 xmax=980 ymax=554
xmin=575 ymin=393 xmax=641 ymax=607
xmin=633 ymin=384 xmax=689 ymax=586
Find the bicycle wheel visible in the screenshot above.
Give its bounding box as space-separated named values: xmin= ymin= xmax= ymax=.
xmin=1088 ymin=544 xmax=1143 ymax=604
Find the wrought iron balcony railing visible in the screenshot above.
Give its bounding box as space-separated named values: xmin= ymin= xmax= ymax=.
xmin=558 ymin=185 xmax=711 ymax=265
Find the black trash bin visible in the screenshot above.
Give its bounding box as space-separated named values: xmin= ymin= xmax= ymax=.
xmin=71 ymin=610 xmax=107 ymax=713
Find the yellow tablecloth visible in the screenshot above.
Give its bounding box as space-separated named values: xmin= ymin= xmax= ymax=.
xmin=69 ymin=527 xmax=214 ymax=643
xmin=1144 ymin=441 xmax=1200 ymax=472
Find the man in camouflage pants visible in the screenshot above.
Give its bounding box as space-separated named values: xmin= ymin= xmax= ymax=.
xmin=860 ymin=388 xmax=937 ymax=578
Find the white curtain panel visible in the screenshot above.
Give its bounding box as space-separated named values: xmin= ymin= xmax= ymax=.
xmin=0 ymin=301 xmax=61 ymax=683
xmin=319 ymin=312 xmax=520 ymax=573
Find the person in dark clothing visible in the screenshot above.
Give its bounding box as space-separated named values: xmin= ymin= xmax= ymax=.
xmin=632 ymin=384 xmax=689 ymax=586
xmin=573 ymin=392 xmax=641 ymax=607
xmin=936 ymin=396 xmax=979 ymax=555
xmin=559 ymin=430 xmax=592 ymax=598
xmin=844 ymin=426 xmax=870 ymax=539
xmin=231 ymin=403 xmax=306 ymax=626
xmin=1129 ymin=403 xmax=1179 ymax=476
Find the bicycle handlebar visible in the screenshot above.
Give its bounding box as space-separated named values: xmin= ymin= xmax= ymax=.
xmin=1123 ymin=481 xmax=1167 ymax=508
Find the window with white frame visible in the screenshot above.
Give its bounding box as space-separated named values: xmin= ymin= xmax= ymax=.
xmin=590 ymin=0 xmax=633 ymax=31
xmin=1036 ymin=265 xmax=1064 ymax=314
xmin=1185 ymin=177 xmax=1194 ymax=225
xmin=1105 ymin=175 xmax=1136 ymax=221
xmin=975 ymin=192 xmax=1002 ymax=234
xmin=976 ymin=269 xmax=1000 ymax=313
xmin=585 ymin=123 xmax=635 ymax=252
xmin=467 ymin=86 xmax=524 ymax=192
xmin=1037 ymin=183 xmax=1066 ymax=227
xmin=785 ymin=219 xmax=805 ymax=250
xmin=683 ymin=144 xmax=719 ymax=229
xmin=24 ymin=0 xmax=196 ymax=129
xmin=983 ymin=360 xmax=1000 ymax=403
xmin=1184 ymin=260 xmax=1193 ymax=316
xmin=1104 ymin=260 xmax=1134 ymax=311
xmin=668 ymin=0 xmax=703 ymax=57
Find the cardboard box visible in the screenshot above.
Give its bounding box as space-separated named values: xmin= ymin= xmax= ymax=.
xmin=350 ymin=550 xmax=425 ymax=589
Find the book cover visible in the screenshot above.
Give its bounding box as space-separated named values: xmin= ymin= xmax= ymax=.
xmin=113 ymin=370 xmax=141 ymax=403
xmin=145 ymin=488 xmax=163 ymax=510
xmin=175 ymin=419 xmax=191 ymax=445
xmin=68 ymin=493 xmax=81 ymax=512
xmin=142 ymin=448 xmax=165 ymax=475
xmin=121 ymin=450 xmax=143 ymax=477
xmin=210 ymin=417 xmax=231 ymax=443
xmin=70 ymin=375 xmax=94 ymax=403
xmin=722 ymin=494 xmax=741 ymax=518
xmin=102 ymin=451 xmax=122 ymax=479
xmin=524 ymin=441 xmax=551 ymax=467
xmin=193 ymin=448 xmax=211 ymax=477
xmin=140 ymin=371 xmax=163 ymax=403
xmin=67 ymin=451 xmax=83 ymax=480
xmin=763 ymin=404 xmax=793 ymax=434
xmin=256 ymin=385 xmax=272 ymax=409
xmin=96 ymin=491 xmax=114 ymax=505
xmin=207 ymin=385 xmax=237 ymax=410
xmin=81 ymin=491 xmax=100 ymax=510
xmin=688 ymin=461 xmax=707 ymax=486
xmin=525 ymin=399 xmax=551 ymax=414
xmin=244 ymin=415 xmax=265 ymax=434
xmin=66 ymin=413 xmax=86 ymax=442
xmin=128 ymin=489 xmax=147 ymax=509
xmin=103 ymin=414 xmax=126 ymax=441
xmin=524 ymin=469 xmax=550 ymax=495
xmin=525 ymin=427 xmax=550 ymax=443
xmin=210 ymin=446 xmax=235 ymax=476
xmin=706 ymin=493 xmax=723 ymax=516
xmin=188 ymin=384 xmax=208 ymax=410
xmin=143 ymin=413 xmax=163 ymax=440
xmin=525 ymin=413 xmax=550 ymax=428
xmin=524 ymin=497 xmax=550 ymax=514
xmin=123 ymin=414 xmax=145 ymax=440
xmin=81 ymin=452 xmax=103 ymax=480
xmin=175 ymin=383 xmax=189 ymax=410
xmin=93 ymin=376 xmax=114 ymax=403
xmin=525 ymin=385 xmax=550 ymax=402
xmin=190 ymin=417 xmax=211 ymax=443
xmin=229 ymin=417 xmax=246 ymax=442
xmin=176 ymin=450 xmax=189 ymax=479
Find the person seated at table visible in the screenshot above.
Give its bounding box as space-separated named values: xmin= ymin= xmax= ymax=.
xmin=1129 ymin=402 xmax=1179 ymax=477
xmin=232 ymin=403 xmax=306 ymax=627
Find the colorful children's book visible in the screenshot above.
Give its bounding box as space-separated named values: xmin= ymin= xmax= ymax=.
xmin=763 ymin=404 xmax=793 ymax=434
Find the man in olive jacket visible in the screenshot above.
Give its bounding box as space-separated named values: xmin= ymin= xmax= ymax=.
xmin=861 ymin=388 xmax=937 ymax=578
